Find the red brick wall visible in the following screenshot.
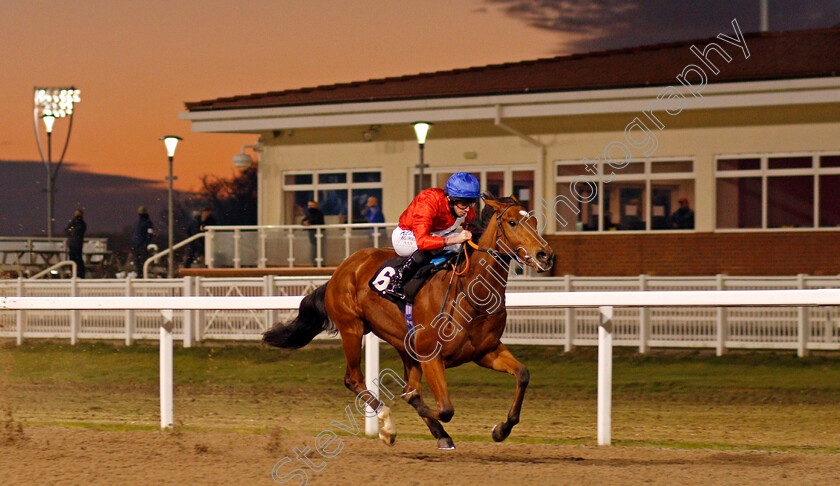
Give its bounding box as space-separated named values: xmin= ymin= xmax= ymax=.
xmin=545 ymin=232 xmax=840 ymax=276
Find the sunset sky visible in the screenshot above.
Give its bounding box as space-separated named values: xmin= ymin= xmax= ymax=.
xmin=2 ymin=1 xmax=837 ymax=193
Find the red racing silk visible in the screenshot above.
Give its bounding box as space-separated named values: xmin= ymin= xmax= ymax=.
xmin=397 ymin=188 xmax=476 ymax=250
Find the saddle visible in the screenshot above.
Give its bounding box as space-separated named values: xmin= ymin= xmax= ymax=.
xmin=368 ymin=252 xmax=458 ymax=309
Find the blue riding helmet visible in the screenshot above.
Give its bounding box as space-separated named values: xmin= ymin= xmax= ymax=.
xmin=444 ymin=172 xmax=481 ymax=199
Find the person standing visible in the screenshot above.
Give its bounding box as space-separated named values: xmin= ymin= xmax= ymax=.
xmin=132 ymin=206 xmax=154 ymax=274
xmin=365 ymin=196 xmax=385 ymax=224
xmin=301 ymin=201 xmax=325 ymax=265
xmin=64 ymin=209 xmax=87 ymax=278
xmin=671 ymin=197 xmax=695 ymax=229
xmin=184 ymin=207 xmax=217 ymax=268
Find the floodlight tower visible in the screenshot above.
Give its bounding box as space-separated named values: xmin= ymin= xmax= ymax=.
xmin=33 ymin=87 xmax=81 ymax=238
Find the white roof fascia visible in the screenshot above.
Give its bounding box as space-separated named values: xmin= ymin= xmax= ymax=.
xmin=180 ymin=77 xmax=840 ymax=133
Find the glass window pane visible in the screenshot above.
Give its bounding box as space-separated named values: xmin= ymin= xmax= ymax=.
xmin=612 ymin=184 xmax=646 ymax=230
xmin=651 ymin=180 xmax=695 ymax=230
xmin=768 ymin=156 xmax=811 ymax=170
xmin=767 ymin=176 xmax=813 ymax=227
xmin=284 ymin=190 xmax=314 ymax=224
xmin=618 ymin=162 xmax=644 ymax=174
xmin=718 ymin=158 xmax=760 ymax=171
xmin=285 ymin=174 xmax=312 ymax=185
xmin=556 ymin=164 xmax=586 ymax=177
xmin=318 ymin=173 xmax=347 ymax=184
xmin=716 ymin=177 xmax=761 ymax=228
xmin=486 ymin=171 xmax=504 ymax=200
xmin=652 ymin=161 xmax=692 ymax=173
xmin=820 ymin=155 xmax=840 ymax=168
xmin=512 ymin=170 xmax=534 ymax=211
xmin=553 ymin=181 xmax=599 ymax=232
xmin=317 ymin=189 xmax=349 ymax=223
xmin=352 ymin=171 xmax=381 ymax=183
xmin=820 ymin=175 xmax=840 ymax=227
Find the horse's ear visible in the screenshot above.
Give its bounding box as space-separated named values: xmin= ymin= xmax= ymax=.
xmin=483 ymin=198 xmax=506 ymax=212
xmin=509 ymin=194 xmax=522 ymax=205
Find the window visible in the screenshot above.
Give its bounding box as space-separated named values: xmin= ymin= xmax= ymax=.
xmin=715 ymin=153 xmax=840 ymax=230
xmin=412 ymin=165 xmax=537 ymax=212
xmin=553 ymin=158 xmax=694 ymax=232
xmin=283 ymin=169 xmax=383 ymax=224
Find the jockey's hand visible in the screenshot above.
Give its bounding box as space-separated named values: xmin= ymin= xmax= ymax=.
xmin=449 ymin=230 xmax=472 ymax=245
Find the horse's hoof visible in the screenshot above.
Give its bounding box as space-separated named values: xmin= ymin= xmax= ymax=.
xmin=437 ymin=438 xmax=455 ymax=450
xmin=379 ymin=430 xmax=396 ymax=446
xmin=491 ymin=423 xmax=508 ymax=442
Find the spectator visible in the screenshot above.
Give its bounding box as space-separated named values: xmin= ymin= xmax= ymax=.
xmin=64 ymin=209 xmax=87 ymax=278
xmin=671 ymin=197 xmax=695 ymax=229
xmin=132 ymin=206 xmax=154 ymax=274
xmin=183 ymin=207 xmax=216 ymax=268
xmin=364 ymin=196 xmax=385 ymax=224
xmin=301 ymin=201 xmax=324 ymax=265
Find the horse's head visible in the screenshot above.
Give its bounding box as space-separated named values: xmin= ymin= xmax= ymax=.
xmin=481 ymin=195 xmax=555 ymax=273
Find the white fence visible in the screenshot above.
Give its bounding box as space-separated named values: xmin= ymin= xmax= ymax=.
xmin=2 ymin=274 xmax=840 ymax=355
xmin=4 ymin=289 xmax=840 ymax=444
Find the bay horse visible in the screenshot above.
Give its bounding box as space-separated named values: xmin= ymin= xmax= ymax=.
xmin=263 ymin=194 xmax=555 ymax=449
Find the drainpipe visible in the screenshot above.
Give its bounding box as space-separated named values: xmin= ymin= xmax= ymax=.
xmin=493 ymin=105 xmax=550 ymax=231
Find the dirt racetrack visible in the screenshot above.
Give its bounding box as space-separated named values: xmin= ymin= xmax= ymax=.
xmin=3 ymin=426 xmax=839 ymax=486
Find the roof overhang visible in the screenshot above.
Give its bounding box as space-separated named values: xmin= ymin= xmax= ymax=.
xmin=180 ymin=77 xmax=840 ymax=134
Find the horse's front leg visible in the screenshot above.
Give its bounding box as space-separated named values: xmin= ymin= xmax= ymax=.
xmin=475 ymin=343 xmax=529 ymax=442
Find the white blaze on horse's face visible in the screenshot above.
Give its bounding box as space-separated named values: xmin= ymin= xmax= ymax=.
xmin=501 ymin=204 xmax=555 ymax=273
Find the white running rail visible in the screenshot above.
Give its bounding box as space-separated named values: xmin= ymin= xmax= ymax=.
xmin=3 ymin=288 xmax=839 ymax=444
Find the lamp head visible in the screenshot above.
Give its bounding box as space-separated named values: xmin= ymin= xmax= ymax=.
xmin=413 ymin=122 xmax=432 ymax=145
xmin=41 ymin=115 xmax=56 ymax=133
xmin=160 ymin=135 xmax=182 ymax=157
xmin=233 ymin=153 xmax=254 ymax=168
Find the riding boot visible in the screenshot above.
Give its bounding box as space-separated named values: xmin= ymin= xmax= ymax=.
xmin=383 ymin=251 xmax=429 ymax=301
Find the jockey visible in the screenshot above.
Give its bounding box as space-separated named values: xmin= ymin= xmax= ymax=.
xmin=383 ymin=172 xmax=480 ymax=301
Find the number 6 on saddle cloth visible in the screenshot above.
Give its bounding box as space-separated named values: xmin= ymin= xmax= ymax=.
xmin=369 ymin=251 xmax=458 ymax=310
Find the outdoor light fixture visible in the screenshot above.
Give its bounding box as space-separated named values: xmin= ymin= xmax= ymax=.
xmin=160 ymin=135 xmax=183 ymax=278
xmin=33 ymin=86 xmax=80 ymax=238
xmin=412 ymin=122 xmax=433 ymax=192
xmin=232 ymin=143 xmax=262 ymax=168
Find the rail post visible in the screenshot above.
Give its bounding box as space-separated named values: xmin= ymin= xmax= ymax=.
xmin=797 ymin=274 xmax=810 ymax=357
xmin=160 ymin=310 xmax=174 ymax=429
xmin=16 ymin=277 xmax=24 ymax=346
xmin=638 ymin=274 xmax=650 ymax=354
xmin=564 ymin=274 xmax=575 ymax=352
xmin=597 ymin=305 xmax=613 ymax=446
xmin=364 ymin=332 xmax=380 ymax=437
xmin=183 ymin=277 xmax=194 ymax=348
xmin=716 ymin=274 xmax=728 ymax=356
xmin=69 ymin=276 xmax=79 ymax=345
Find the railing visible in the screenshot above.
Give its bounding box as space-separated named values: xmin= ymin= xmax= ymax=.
xmin=4 ymin=288 xmax=840 ymax=440
xmin=0 ymin=236 xmax=109 ymax=277
xmin=204 ymin=223 xmax=396 ymax=269
xmin=29 ymin=260 xmax=78 ymax=280
xmin=142 ymin=233 xmax=205 ymax=278
xmin=1 ymin=275 xmax=839 ymax=354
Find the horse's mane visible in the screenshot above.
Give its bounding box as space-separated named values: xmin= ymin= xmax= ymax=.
xmin=472 ymin=193 xmax=518 ymax=242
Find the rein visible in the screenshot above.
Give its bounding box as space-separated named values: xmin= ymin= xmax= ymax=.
xmin=439 ymin=204 xmax=523 ymax=317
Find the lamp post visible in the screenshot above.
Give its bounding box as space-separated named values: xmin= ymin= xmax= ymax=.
xmin=160 ymin=136 xmax=182 ymax=278
xmin=34 ymin=87 xmax=80 ymax=238
xmin=413 ymin=122 xmax=432 ymax=193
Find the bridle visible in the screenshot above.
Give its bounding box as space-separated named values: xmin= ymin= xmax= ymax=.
xmin=443 ymin=202 xmax=541 ymax=316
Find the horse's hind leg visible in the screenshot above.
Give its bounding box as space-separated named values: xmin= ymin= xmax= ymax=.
xmin=337 ymin=326 xmax=396 ymax=445
xmin=401 ymin=357 xmax=455 ymax=450
xmin=475 ymin=343 xmax=529 ymax=442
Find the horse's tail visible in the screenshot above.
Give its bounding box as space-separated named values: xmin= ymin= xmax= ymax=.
xmin=262 ymin=283 xmax=334 ymax=349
